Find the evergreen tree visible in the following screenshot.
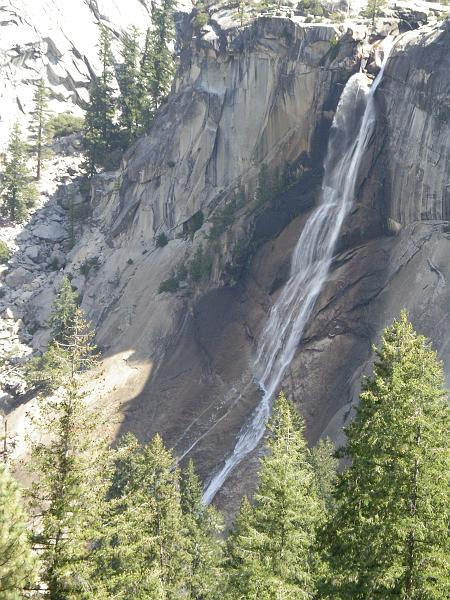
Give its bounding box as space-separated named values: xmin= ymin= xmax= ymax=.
xmin=84 ymin=25 xmax=117 ymax=175
xmin=180 ymin=459 xmax=223 ymax=599
xmin=138 ymin=27 xmax=156 ymax=131
xmin=363 ymin=0 xmax=388 ymax=25
xmin=0 ymin=464 xmax=36 ymax=599
xmin=0 ymin=123 xmax=37 ymax=222
xmin=321 ymin=312 xmax=450 ymax=599
xmin=93 ymin=433 xmax=189 ymax=599
xmin=310 ymin=438 xmax=338 ymax=513
xmin=25 ymin=276 xmax=79 ymax=392
xmin=225 ymin=392 xmax=324 ymax=599
xmin=91 ymin=434 xmax=165 ymax=599
xmin=147 ymin=0 xmax=176 ymax=111
xmin=28 ymin=307 xmax=106 ymax=599
xmin=118 ymin=26 xmax=142 ymax=146
xmin=30 ymin=78 xmax=51 ymax=180
xmin=48 ymin=276 xmax=79 ymax=343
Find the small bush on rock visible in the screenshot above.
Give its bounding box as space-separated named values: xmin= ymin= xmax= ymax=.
xmin=156 ymin=233 xmax=169 ymax=247
xmin=49 ymin=112 xmax=85 ymax=139
xmin=0 ymin=240 xmax=11 ymax=264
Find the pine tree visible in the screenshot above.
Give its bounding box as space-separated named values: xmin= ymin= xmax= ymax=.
xmin=91 ymin=434 xmax=165 ymax=599
xmin=310 ymin=438 xmax=338 ymax=513
xmin=363 ymin=0 xmax=388 ymax=25
xmin=118 ymin=26 xmax=142 ymax=146
xmin=147 ymin=0 xmax=176 ymax=111
xmin=225 ymin=392 xmax=324 ymax=599
xmin=0 ymin=464 xmax=36 ymax=599
xmin=0 ymin=123 xmax=37 ymax=222
xmin=28 ymin=307 xmax=106 ymax=599
xmin=93 ymin=433 xmax=189 ymax=599
xmin=48 ymin=276 xmax=79 ymax=343
xmin=30 ymin=78 xmax=51 ymax=180
xmin=25 ymin=276 xmax=79 ymax=392
xmin=180 ymin=459 xmax=223 ymax=599
xmin=84 ymin=25 xmax=117 ymax=175
xmin=321 ymin=312 xmax=450 ymax=599
xmin=138 ymin=27 xmax=156 ymax=131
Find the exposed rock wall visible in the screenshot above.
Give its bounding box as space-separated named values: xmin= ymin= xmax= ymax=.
xmin=370 ymin=22 xmax=450 ymax=224
xmin=0 ymin=0 xmax=153 ymax=148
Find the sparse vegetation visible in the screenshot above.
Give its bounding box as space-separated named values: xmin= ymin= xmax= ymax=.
xmin=189 ymin=244 xmax=212 ymax=282
xmin=80 ymin=256 xmax=100 ymax=277
xmin=49 ymin=112 xmax=85 ymax=139
xmin=0 ymin=240 xmax=11 ymax=264
xmin=156 ymin=232 xmax=169 ymax=247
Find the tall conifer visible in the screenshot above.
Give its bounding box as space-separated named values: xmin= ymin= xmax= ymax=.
xmin=0 ymin=464 xmax=36 ymax=599
xmin=28 ymin=308 xmax=106 ymax=599
xmin=118 ymin=26 xmax=142 ymax=145
xmin=225 ymin=392 xmax=324 ymax=599
xmin=30 ymin=78 xmax=51 ymax=180
xmin=180 ymin=459 xmax=224 ymax=599
xmin=0 ymin=123 xmax=37 ymax=222
xmin=321 ymin=312 xmax=450 ymax=599
xmin=84 ymin=25 xmax=117 ymax=175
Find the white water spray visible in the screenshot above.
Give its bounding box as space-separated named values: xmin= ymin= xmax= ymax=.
xmin=203 ymin=42 xmax=395 ymax=505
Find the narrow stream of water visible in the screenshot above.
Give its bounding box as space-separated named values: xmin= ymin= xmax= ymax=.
xmin=203 ymin=43 xmax=394 ymax=505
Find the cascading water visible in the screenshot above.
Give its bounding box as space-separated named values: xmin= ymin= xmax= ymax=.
xmin=203 ymin=41 xmax=395 ymax=505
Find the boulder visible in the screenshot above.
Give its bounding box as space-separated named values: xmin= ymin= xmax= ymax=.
xmin=33 ymin=222 xmax=67 ymax=242
xmin=5 ymin=266 xmax=34 ymax=287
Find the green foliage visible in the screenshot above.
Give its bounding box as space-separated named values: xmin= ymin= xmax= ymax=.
xmin=28 ymin=307 xmax=105 ymax=599
xmin=180 ymin=460 xmax=224 ymax=599
xmin=189 ymin=244 xmax=212 ymax=282
xmin=29 ymin=78 xmax=51 ymax=180
xmin=93 ymin=433 xmax=191 ymax=599
xmin=362 ymin=0 xmax=388 ymax=24
xmin=310 ymin=438 xmax=338 ymax=513
xmin=297 ymin=0 xmax=324 ymax=16
xmin=91 ymin=434 xmax=166 ymax=599
xmin=208 ymin=199 xmax=237 ymax=240
xmin=146 ymin=0 xmax=176 ymax=111
xmin=193 ymin=9 xmax=209 ymax=30
xmin=0 ymin=240 xmax=11 ymax=264
xmin=255 ymin=162 xmax=295 ymax=208
xmin=24 ymin=342 xmax=70 ymax=393
xmin=0 ymin=123 xmax=38 ymax=222
xmin=185 ymin=209 xmax=204 ymax=237
xmin=158 ymin=263 xmax=188 ymax=293
xmin=48 ymin=276 xmax=79 ymax=343
xmin=80 ymin=256 xmax=100 ymax=277
xmin=0 ymin=464 xmax=36 ymax=599
xmin=118 ymin=26 xmax=142 ymax=147
xmin=225 ymin=392 xmax=325 ymax=599
xmin=156 ymin=232 xmax=169 ymax=247
xmin=321 ymin=311 xmax=450 ymax=599
xmin=159 ymin=275 xmax=180 ymax=293
xmin=49 ymin=112 xmax=85 ymax=139
xmin=83 ymin=25 xmax=118 ymax=176
xmin=233 ymin=0 xmax=252 ymax=26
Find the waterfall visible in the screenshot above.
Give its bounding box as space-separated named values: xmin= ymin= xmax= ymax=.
xmin=202 ymin=42 xmax=394 ymax=505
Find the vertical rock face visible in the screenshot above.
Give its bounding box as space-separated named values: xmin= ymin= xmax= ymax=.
xmin=372 ymin=21 xmax=450 ymax=223
xmin=0 ymin=0 xmax=152 ymax=148
xmin=113 ymin=18 xmax=356 ymax=241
